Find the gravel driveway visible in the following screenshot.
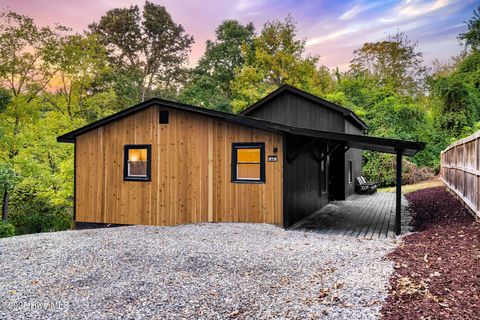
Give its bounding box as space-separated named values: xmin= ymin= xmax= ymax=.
xmin=0 ymin=223 xmax=397 ymax=319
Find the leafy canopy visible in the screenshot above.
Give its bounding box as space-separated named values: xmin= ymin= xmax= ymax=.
xmin=230 ymin=15 xmax=334 ymax=112
xmin=181 ymin=20 xmax=255 ymax=111
xmin=89 ymin=1 xmax=194 ymax=102
xmin=459 ymin=6 xmax=480 ymax=51
xmin=350 ymin=32 xmax=426 ymax=97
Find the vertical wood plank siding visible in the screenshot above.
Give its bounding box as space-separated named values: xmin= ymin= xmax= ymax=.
xmin=283 ymin=135 xmax=328 ymax=228
xmin=244 ymin=92 xmax=345 ymax=131
xmin=440 ymin=131 xmax=480 ymax=219
xmin=75 ymin=105 xmax=283 ymax=226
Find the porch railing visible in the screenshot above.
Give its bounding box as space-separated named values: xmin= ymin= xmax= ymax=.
xmin=440 ymin=131 xmax=480 ymax=219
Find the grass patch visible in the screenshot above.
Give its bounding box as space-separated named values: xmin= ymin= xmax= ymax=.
xmin=378 ymin=178 xmax=442 ymax=194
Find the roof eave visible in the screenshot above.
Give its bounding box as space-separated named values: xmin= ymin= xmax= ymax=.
xmin=57 ymin=136 xmax=74 ymax=143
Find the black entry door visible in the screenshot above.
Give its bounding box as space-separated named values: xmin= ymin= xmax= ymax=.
xmin=329 ymin=145 xmax=346 ymax=201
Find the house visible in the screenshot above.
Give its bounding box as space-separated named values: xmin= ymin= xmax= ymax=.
xmin=58 ymin=85 xmax=424 ymax=232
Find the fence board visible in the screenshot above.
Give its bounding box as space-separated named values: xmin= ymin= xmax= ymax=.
xmin=440 ymin=131 xmax=480 ymax=219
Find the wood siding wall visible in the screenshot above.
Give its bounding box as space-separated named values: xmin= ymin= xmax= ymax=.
xmin=440 ymin=131 xmax=480 ymax=219
xmin=75 ymin=105 xmax=283 ymax=226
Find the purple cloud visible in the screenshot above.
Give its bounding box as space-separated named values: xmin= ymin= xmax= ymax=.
xmin=1 ymin=0 xmax=477 ymax=70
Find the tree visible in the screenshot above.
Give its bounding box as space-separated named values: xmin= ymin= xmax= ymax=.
xmin=45 ymin=33 xmax=112 ymax=120
xmin=429 ymin=66 xmax=480 ymax=137
xmin=181 ymin=20 xmax=255 ymax=111
xmin=0 ymin=10 xmax=66 ymax=214
xmin=350 ymin=32 xmax=426 ymax=96
xmin=89 ymin=2 xmax=194 ymax=102
xmin=0 ymin=10 xmax=65 ymax=99
xmin=459 ymin=6 xmax=480 ymax=51
xmin=230 ymin=16 xmax=334 ymax=112
xmin=0 ymin=164 xmax=19 ymax=221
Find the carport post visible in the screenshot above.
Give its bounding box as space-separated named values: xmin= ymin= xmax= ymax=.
xmin=395 ymin=149 xmax=403 ymax=235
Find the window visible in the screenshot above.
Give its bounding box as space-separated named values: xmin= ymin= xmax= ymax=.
xmin=159 ymin=110 xmax=169 ymax=124
xmin=320 ymin=153 xmax=327 ymax=193
xmin=348 ymin=160 xmax=353 ymax=183
xmin=124 ymin=145 xmax=151 ymax=181
xmin=231 ymin=143 xmax=265 ymax=183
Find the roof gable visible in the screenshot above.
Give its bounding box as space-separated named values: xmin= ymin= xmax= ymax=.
xmin=240 ymin=84 xmax=368 ymax=130
xmin=57 ymin=88 xmax=424 ymax=156
xmin=57 ymin=98 xmax=286 ymax=143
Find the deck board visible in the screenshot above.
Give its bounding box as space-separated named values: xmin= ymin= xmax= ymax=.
xmin=289 ymin=192 xmax=403 ymax=238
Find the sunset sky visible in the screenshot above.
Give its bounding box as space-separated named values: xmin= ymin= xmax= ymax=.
xmin=1 ymin=0 xmax=478 ymax=70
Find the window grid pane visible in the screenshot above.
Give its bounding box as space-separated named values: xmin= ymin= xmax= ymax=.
xmin=237 ymin=148 xmax=261 ymax=163
xmin=237 ymin=163 xmax=261 ymax=180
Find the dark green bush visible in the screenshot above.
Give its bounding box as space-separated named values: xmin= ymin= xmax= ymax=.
xmin=0 ymin=222 xmax=15 ymax=238
xmin=363 ymin=152 xmax=434 ymax=187
xmin=8 ymin=180 xmax=72 ymax=235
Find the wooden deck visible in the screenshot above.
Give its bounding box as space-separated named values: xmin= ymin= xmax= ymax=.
xmin=289 ymin=192 xmax=401 ymax=238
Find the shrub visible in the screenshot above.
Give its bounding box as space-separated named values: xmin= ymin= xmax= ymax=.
xmin=0 ymin=222 xmax=15 ymax=238
xmin=8 ymin=180 xmax=72 ymax=235
xmin=363 ymin=152 xmax=435 ymax=187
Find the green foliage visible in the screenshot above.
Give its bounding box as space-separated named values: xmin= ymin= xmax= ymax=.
xmin=0 ymin=222 xmax=15 ymax=238
xmin=350 ymin=33 xmax=426 ymax=95
xmin=230 ymin=15 xmax=334 ymax=112
xmin=89 ymin=1 xmax=194 ymax=101
xmin=430 ymin=74 xmax=479 ymax=135
xmin=0 ymin=10 xmax=66 ymax=99
xmin=428 ymin=51 xmax=480 ymax=140
xmin=9 ymin=179 xmax=71 ymax=234
xmin=350 ymin=32 xmax=426 ymax=97
xmin=459 ymin=6 xmax=480 ymax=51
xmin=0 ymin=87 xmax=10 ymax=112
xmin=181 ymin=20 xmax=255 ymax=111
xmin=0 ymin=164 xmax=19 ymax=193
xmin=363 ymin=153 xmax=434 ymax=187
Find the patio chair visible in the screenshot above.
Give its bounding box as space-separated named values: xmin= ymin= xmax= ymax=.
xmin=356 ymin=176 xmax=378 ymax=194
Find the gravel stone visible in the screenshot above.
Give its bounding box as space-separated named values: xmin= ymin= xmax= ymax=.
xmin=0 ymin=223 xmax=398 ymax=319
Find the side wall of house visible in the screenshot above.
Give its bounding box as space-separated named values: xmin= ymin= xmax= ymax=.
xmin=75 ymin=105 xmax=283 ymax=226
xmin=344 ymin=121 xmax=364 ymax=196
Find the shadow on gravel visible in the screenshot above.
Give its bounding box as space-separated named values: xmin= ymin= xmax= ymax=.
xmin=381 ymin=186 xmax=480 ymax=320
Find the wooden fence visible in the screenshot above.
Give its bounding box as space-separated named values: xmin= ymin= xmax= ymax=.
xmin=440 ymin=131 xmax=480 ymax=219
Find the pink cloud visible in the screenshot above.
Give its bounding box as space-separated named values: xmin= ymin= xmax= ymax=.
xmin=0 ymin=0 xmax=475 ymax=71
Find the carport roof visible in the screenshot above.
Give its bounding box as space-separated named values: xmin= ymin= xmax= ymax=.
xmin=285 ymin=127 xmax=424 ymax=156
xmin=57 ymin=96 xmax=424 ymax=156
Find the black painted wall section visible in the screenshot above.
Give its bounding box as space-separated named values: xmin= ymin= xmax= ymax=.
xmin=245 ymin=90 xmax=365 ymax=227
xmin=329 ymin=146 xmax=346 ymax=201
xmin=245 ymin=91 xmax=345 ymax=132
xmin=344 ymin=121 xmax=363 ymax=196
xmin=283 ymin=135 xmax=328 ymax=228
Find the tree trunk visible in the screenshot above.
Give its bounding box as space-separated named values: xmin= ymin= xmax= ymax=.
xmin=2 ymin=190 xmax=9 ymax=222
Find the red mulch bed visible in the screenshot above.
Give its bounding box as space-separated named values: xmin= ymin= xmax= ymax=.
xmin=381 ymin=186 xmax=480 ymax=320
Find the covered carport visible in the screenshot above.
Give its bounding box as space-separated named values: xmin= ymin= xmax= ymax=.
xmin=282 ymin=127 xmax=425 ymax=235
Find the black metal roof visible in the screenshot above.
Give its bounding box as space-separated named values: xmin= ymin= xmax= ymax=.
xmin=57 ymin=94 xmax=424 ymax=156
xmin=240 ymin=84 xmax=368 ymax=130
